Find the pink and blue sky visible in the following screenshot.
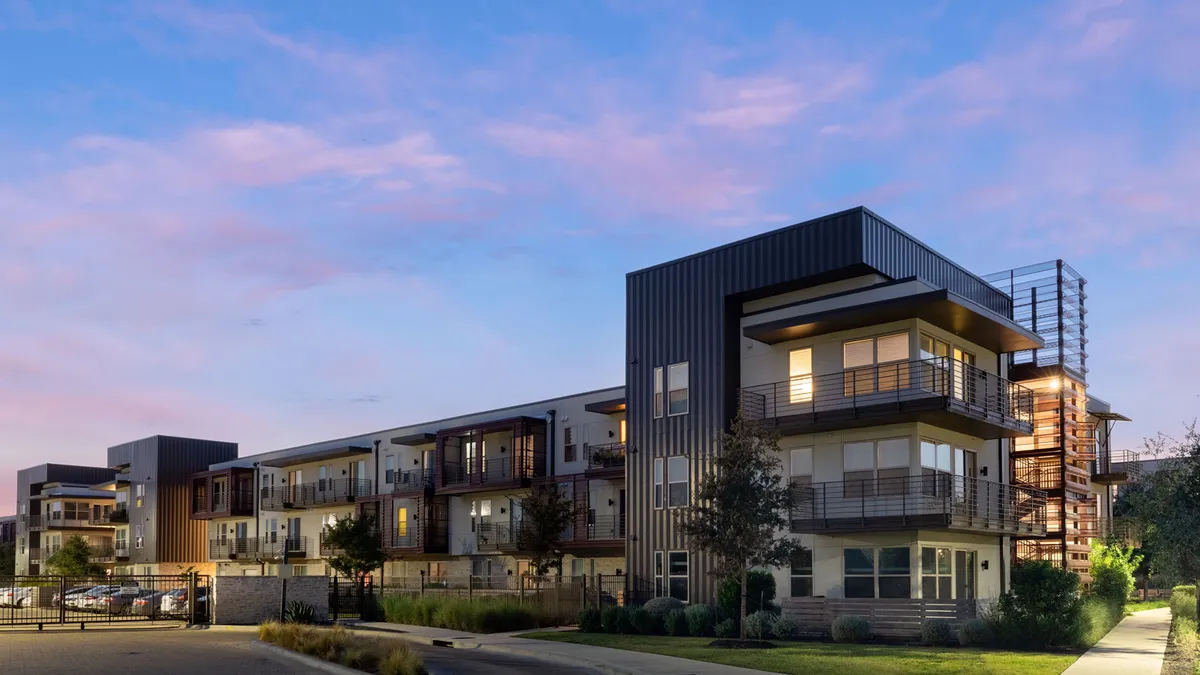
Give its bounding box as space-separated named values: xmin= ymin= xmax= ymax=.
xmin=1 ymin=0 xmax=1197 ymax=511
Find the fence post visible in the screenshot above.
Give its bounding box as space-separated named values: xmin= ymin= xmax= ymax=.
xmin=468 ymin=575 xmax=474 ymax=602
xmin=332 ymin=577 xmax=339 ymax=620
xmin=279 ymin=578 xmax=288 ymax=622
xmin=578 ymin=575 xmax=584 ymax=609
xmin=59 ymin=576 xmax=66 ymax=625
xmin=521 ymin=575 xmax=527 ymax=605
xmin=188 ymin=572 xmax=198 ymax=625
xmin=420 ymin=573 xmax=425 ymax=598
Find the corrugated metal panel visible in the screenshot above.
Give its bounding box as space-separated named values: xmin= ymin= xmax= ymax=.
xmin=625 ymin=207 xmax=1015 ymax=602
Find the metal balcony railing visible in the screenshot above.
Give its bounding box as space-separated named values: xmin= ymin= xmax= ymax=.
xmin=88 ymin=545 xmax=116 ymax=562
xmin=741 ymin=357 xmax=1035 ymax=434
xmin=114 ymin=542 xmax=130 ymax=558
xmin=476 ymin=521 xmax=525 ymax=551
xmin=443 ymin=458 xmax=526 ymax=487
xmin=789 ymin=474 xmax=1047 ymax=537
xmin=209 ymin=537 xmax=261 ymax=559
xmin=259 ymin=479 xmax=372 ymax=510
xmin=1095 ymin=449 xmax=1144 ymax=481
xmin=587 ymin=443 xmax=627 ymax=471
xmin=391 ymin=468 xmax=435 ymax=492
xmin=586 ymin=514 xmax=626 ymax=541
xmin=259 ymin=536 xmax=308 ymax=560
xmin=23 ymin=514 xmax=44 ymax=531
xmin=89 ymin=508 xmax=129 ymax=525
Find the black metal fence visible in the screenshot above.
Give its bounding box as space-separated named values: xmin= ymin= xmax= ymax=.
xmin=329 ymin=576 xmax=375 ymax=620
xmin=0 ymin=574 xmax=210 ymax=628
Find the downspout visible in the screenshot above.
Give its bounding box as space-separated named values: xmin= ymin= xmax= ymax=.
xmin=254 ymin=462 xmax=264 ymax=575
xmin=547 ymin=409 xmax=557 ymax=477
xmin=373 ymin=440 xmax=382 ymax=497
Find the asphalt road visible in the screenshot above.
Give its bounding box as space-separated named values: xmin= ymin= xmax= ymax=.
xmin=0 ymin=627 xmax=597 ymax=675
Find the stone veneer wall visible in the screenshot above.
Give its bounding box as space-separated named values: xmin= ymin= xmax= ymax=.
xmin=212 ymin=575 xmax=329 ymax=625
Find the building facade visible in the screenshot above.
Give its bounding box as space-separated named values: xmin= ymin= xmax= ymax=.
xmin=1 ymin=515 xmax=16 ymax=545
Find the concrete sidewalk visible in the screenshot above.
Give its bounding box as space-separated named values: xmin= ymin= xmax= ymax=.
xmin=349 ymin=621 xmax=770 ymax=675
xmin=1062 ymin=607 xmax=1172 ymax=675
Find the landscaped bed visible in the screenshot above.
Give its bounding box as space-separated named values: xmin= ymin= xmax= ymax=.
xmin=259 ymin=621 xmax=426 ymax=675
xmin=378 ymin=594 xmax=566 ymax=633
xmin=520 ymin=631 xmax=1081 ymax=675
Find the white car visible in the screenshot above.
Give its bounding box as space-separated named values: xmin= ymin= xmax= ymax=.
xmin=0 ymin=587 xmax=34 ymax=608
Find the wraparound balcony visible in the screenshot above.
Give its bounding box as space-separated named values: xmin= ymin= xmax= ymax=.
xmin=789 ymin=474 xmax=1047 ymax=537
xmin=741 ymin=357 xmax=1034 ymax=440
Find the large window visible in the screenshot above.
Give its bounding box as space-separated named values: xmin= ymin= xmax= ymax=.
xmin=667 ymin=456 xmax=689 ymax=508
xmin=653 ymin=458 xmax=664 ymax=509
xmin=668 ymin=362 xmax=689 ymax=416
xmin=791 ymin=548 xmax=814 ymax=597
xmin=789 ymin=447 xmax=813 ymax=487
xmin=789 ymin=348 xmax=813 ymax=403
xmin=921 ymin=547 xmax=952 ymax=599
xmin=668 ymin=551 xmax=689 ymax=602
xmin=385 ymin=455 xmax=395 ymax=485
xmin=921 ymin=440 xmax=974 ymax=498
xmin=843 ymin=439 xmax=910 ymax=498
xmin=653 ymin=367 xmax=664 ymax=419
xmin=844 ymin=547 xmax=912 ymax=598
xmin=564 ymin=427 xmax=576 ymax=463
xmin=844 ymin=332 xmax=910 ymax=395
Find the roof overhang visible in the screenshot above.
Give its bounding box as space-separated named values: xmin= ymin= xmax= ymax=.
xmin=436 ymin=415 xmax=546 ymax=438
xmin=584 ymin=397 xmax=626 ymax=415
xmin=42 ymin=488 xmax=117 ymax=499
xmin=1091 ymin=410 xmax=1132 ymax=422
xmin=259 ymin=445 xmax=373 ymax=468
xmin=390 ymin=432 xmax=437 ymax=447
xmin=742 ymin=278 xmax=1044 ymax=353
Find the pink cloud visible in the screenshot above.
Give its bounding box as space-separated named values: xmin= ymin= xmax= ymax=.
xmin=689 ymin=66 xmax=869 ymax=130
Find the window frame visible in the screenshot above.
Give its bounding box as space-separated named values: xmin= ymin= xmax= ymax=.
xmin=654 ymin=551 xmax=664 ymax=596
xmin=788 ymin=348 xmax=814 ymax=404
xmin=790 ymin=547 xmax=814 ymax=598
xmin=667 ymin=362 xmax=689 ymax=416
xmin=921 ymin=546 xmax=954 ymax=599
xmin=667 ymin=550 xmax=689 ymax=602
xmin=385 ymin=454 xmax=395 ymax=485
xmin=653 ymin=458 xmax=664 ymax=509
xmin=666 ymin=456 xmax=689 ymax=508
xmin=564 ymin=426 xmax=576 ymax=463
xmin=843 ymin=546 xmax=913 ymax=599
xmin=653 ymin=367 xmax=664 ymax=419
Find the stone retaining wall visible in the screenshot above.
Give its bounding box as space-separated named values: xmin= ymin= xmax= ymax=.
xmin=211 ymin=576 xmax=328 ymax=625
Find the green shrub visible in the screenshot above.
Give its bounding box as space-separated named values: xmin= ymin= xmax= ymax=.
xmin=921 ymin=619 xmax=954 ymax=646
xmin=577 ymin=607 xmax=602 ymax=633
xmin=745 ymin=610 xmax=775 ymax=639
xmin=616 ymin=607 xmax=636 ymax=634
xmin=1172 ymin=586 xmax=1198 ymax=621
xmin=379 ymin=594 xmax=558 ymax=633
xmin=283 ymin=600 xmax=316 ymax=625
xmin=1170 ymin=616 xmax=1198 ymax=660
xmin=957 ymin=618 xmax=994 ymax=647
xmin=257 ymin=622 xmax=425 ymax=674
xmin=379 ymin=644 xmax=424 ymax=675
xmin=684 ymin=604 xmax=717 ymax=637
xmin=1079 ymin=597 xmax=1124 ymax=648
xmin=629 ymin=607 xmax=660 ymax=635
xmin=664 ymin=609 xmax=689 ymax=636
xmin=990 ymin=561 xmax=1084 ymax=649
xmin=643 ymin=596 xmax=684 ymax=617
xmin=718 ymin=571 xmax=778 ymax=621
xmin=771 ymin=613 xmax=803 ymax=640
xmin=1089 ymin=540 xmax=1142 ymax=606
xmin=601 ymin=606 xmax=624 ymax=634
xmin=831 ymin=615 xmax=871 ymax=643
xmin=715 ymin=618 xmax=738 ymax=638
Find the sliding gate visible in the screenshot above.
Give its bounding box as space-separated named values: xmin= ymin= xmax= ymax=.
xmin=0 ymin=574 xmax=210 ymax=628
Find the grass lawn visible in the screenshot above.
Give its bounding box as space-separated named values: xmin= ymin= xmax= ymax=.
xmin=1127 ymin=599 xmax=1173 ymax=612
xmin=521 ymin=631 xmax=1080 ymax=675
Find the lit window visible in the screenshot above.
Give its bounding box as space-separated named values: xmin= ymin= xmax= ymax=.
xmin=619 ymin=419 xmax=627 ymax=443
xmin=667 ymin=456 xmax=689 ymax=508
xmin=844 ymin=333 xmax=910 ymax=394
xmin=668 ymin=551 xmax=689 ymax=602
xmin=653 ymin=458 xmax=664 ymax=509
xmin=653 ymin=367 xmax=664 ymax=419
xmin=789 ymin=348 xmax=813 ymax=403
xmin=667 ymin=363 xmax=689 ymax=416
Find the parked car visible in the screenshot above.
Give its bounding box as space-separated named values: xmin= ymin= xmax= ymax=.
xmin=0 ymin=587 xmax=34 ymax=608
xmin=104 ymin=587 xmax=157 ymax=615
xmin=160 ymin=587 xmax=208 ymax=616
xmin=77 ymin=586 xmax=121 ymax=612
xmin=131 ymin=590 xmax=171 ymax=616
xmin=53 ymin=586 xmax=96 ymax=608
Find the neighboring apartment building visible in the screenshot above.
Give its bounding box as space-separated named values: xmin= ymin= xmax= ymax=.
xmin=190 ymin=388 xmax=627 ymax=581
xmin=13 ymin=436 xmax=237 ymax=576
xmin=1 ymin=515 xmax=16 ymax=545
xmin=624 ymin=206 xmax=1128 ymax=604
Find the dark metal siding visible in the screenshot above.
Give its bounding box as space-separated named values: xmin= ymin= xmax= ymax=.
xmin=625 ymin=206 xmax=1014 ymax=602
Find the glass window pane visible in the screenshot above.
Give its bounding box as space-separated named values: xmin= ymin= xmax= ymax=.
xmin=844 ymin=576 xmax=875 ymax=598
xmin=654 ymin=458 xmax=664 ymax=483
xmin=921 ymin=547 xmax=937 ymax=574
xmin=876 ymin=333 xmax=909 ymax=363
xmin=877 ymin=438 xmax=909 ymax=468
xmin=844 ymin=339 xmax=874 ymax=369
xmin=938 ymin=577 xmax=952 ymax=600
xmin=790 ymin=448 xmax=813 ymax=476
xmin=879 ymin=576 xmax=911 ymax=598
xmin=844 ymin=442 xmax=874 ymax=471
xmin=789 ymin=349 xmax=812 ymax=377
xmin=668 ymin=362 xmax=689 ymax=390
xmin=791 ymin=549 xmax=813 ymax=575
xmin=667 ymin=456 xmax=687 ymax=482
xmin=844 ymin=548 xmax=874 ymax=575
xmin=920 ymin=441 xmax=937 ymax=468
xmin=668 ymin=389 xmax=688 ymax=415
xmin=668 ymin=483 xmax=688 ymax=507
xmin=937 ymin=548 xmax=952 ymax=575
xmin=669 ymin=577 xmax=688 ymax=601
xmin=937 ymin=443 xmax=953 ymax=471
xmin=654 ymin=552 xmax=663 ymax=576
xmin=921 ymin=577 xmax=938 ymax=598
xmin=668 ymin=552 xmax=688 ymax=576
xmin=879 ymin=547 xmax=911 ymax=575
xmin=791 ymin=577 xmax=813 ymax=597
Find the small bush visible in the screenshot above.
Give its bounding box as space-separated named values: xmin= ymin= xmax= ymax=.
xmin=1079 ymin=597 xmax=1124 ymax=648
xmin=745 ymin=610 xmax=776 ymax=640
xmin=577 ymin=608 xmax=602 ymax=633
xmin=616 ymin=607 xmax=636 ymax=634
xmin=664 ymin=609 xmax=689 ymax=636
xmin=921 ymin=619 xmax=954 ymax=646
xmin=1089 ymin=541 xmax=1141 ymax=606
xmin=684 ymin=604 xmax=717 ymax=637
xmin=643 ymin=596 xmax=685 ymax=617
xmin=1172 ymin=586 xmax=1198 ymax=621
xmin=629 ymin=607 xmax=660 ymax=635
xmin=258 ymin=622 xmax=424 ymax=675
xmin=379 ymin=644 xmax=424 ymax=675
xmin=283 ymin=600 xmax=316 ymax=625
xmin=831 ymin=615 xmax=871 ymax=643
xmin=601 ymin=606 xmax=624 ymax=634
xmin=771 ymin=613 xmax=803 ymax=641
xmin=1170 ymin=616 xmax=1198 ymax=660
xmin=715 ymin=618 xmax=738 ymax=638
xmin=718 ymin=571 xmax=778 ymax=621
xmin=957 ymin=618 xmax=994 ymax=647
xmin=379 ymin=595 xmax=559 ymax=633
xmin=340 ymin=646 xmax=378 ymax=671
xmin=991 ymin=561 xmax=1084 ymax=649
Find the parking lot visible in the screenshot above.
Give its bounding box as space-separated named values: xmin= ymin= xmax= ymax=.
xmin=0 ymin=576 xmax=206 ymax=626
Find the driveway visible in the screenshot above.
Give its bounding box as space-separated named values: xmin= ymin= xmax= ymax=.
xmin=0 ymin=627 xmax=598 ymax=675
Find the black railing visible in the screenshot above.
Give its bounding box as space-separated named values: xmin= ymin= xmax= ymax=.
xmin=260 ymin=479 xmax=372 ymax=509
xmin=443 ymin=458 xmax=523 ymax=486
xmin=114 ymin=543 xmax=129 ymax=558
xmin=24 ymin=514 xmax=44 ymax=531
xmin=789 ymin=474 xmax=1046 ymax=536
xmin=259 ymin=536 xmax=308 ymax=560
xmin=586 ymin=514 xmax=626 ymax=541
xmin=587 ymin=443 xmax=627 ymax=471
xmin=89 ymin=508 xmax=129 ymax=525
xmin=476 ymin=522 xmax=524 ymax=551
xmin=209 ymin=537 xmax=260 ymax=559
xmin=88 ymin=545 xmax=116 ymax=563
xmin=1095 ymin=449 xmax=1143 ymax=480
xmin=392 ymin=468 xmax=435 ymax=492
xmin=740 ymin=357 xmax=1034 ymax=432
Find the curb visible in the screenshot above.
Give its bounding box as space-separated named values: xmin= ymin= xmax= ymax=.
xmin=251 ymin=638 xmax=449 ymax=675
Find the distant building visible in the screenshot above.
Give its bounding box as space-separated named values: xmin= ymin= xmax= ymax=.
xmin=0 ymin=515 xmax=15 ymax=545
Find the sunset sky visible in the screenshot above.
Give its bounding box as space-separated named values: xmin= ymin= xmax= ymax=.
xmin=1 ymin=0 xmax=1197 ymax=510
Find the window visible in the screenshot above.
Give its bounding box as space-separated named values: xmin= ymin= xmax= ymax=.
xmin=876 ymin=438 xmax=911 ymax=496
xmin=921 ymin=547 xmax=952 ymax=599
xmin=134 ymin=524 xmax=144 ymax=549
xmin=266 ymin=518 xmax=278 ymax=543
xmin=844 ymin=332 xmax=910 ymax=394
xmin=955 ymin=550 xmax=977 ymax=600
xmin=667 ymin=362 xmax=689 ymax=415
xmin=571 ymin=559 xmax=587 ymax=577
xmin=620 ymin=419 xmax=627 ymax=443
xmin=429 ymin=562 xmax=447 ymax=579
xmin=654 ymin=552 xmax=664 ymax=595
xmin=653 ymin=367 xmax=664 ymax=419
xmin=791 ymin=548 xmax=814 ymax=597
xmin=789 ymin=447 xmax=813 ymax=486
xmin=653 ymin=458 xmax=664 ymax=509
xmin=844 ymin=547 xmax=912 ymax=599
xmin=18 ymin=537 xmax=24 ymax=555
xmin=396 ymin=507 xmax=408 ymax=536
xmin=564 ymin=427 xmax=576 ymax=463
xmin=668 ymin=551 xmax=689 ymax=602
xmin=667 ymin=456 xmax=689 ymax=508
xmin=843 ymin=442 xmax=875 ymax=498
xmin=292 ymin=565 xmax=308 ymax=577
xmin=920 ymin=440 xmax=954 ymax=496
xmin=135 ymin=483 xmax=145 ymax=508
xmin=789 ymin=348 xmax=813 ymax=403
xmin=385 ymin=455 xmax=395 ymax=485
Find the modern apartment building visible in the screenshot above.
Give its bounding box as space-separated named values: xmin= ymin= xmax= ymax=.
xmin=12 ymin=436 xmax=237 ymax=576
xmin=190 ymin=388 xmax=627 ymax=581
xmin=624 ymin=207 xmax=1129 ymax=604
xmin=1 ymin=515 xmax=16 ymax=545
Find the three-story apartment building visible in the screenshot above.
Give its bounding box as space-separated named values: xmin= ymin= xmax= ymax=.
xmin=191 ymin=388 xmax=627 ymax=581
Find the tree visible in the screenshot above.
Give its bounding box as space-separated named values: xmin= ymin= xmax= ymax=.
xmin=1119 ymin=424 xmax=1200 ymax=618
xmin=45 ymin=535 xmax=105 ymax=577
xmin=323 ymin=513 xmax=387 ymax=584
xmin=676 ymin=410 xmax=805 ymax=639
xmin=1088 ymin=540 xmax=1142 ymax=605
xmin=0 ymin=542 xmax=14 ymax=576
xmin=516 ymin=485 xmax=576 ymax=576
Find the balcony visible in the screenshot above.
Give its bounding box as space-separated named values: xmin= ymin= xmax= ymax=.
xmin=1093 ymin=449 xmax=1143 ymax=485
xmin=114 ymin=542 xmax=129 ymax=559
xmin=259 ymin=536 xmax=309 ymax=561
xmin=90 ymin=508 xmax=129 ymax=525
xmin=789 ymin=475 xmax=1047 ymax=537
xmin=585 ymin=514 xmax=626 ymax=542
xmin=209 ymin=537 xmax=261 ymax=560
xmin=441 ymin=458 xmax=534 ymax=494
xmin=88 ymin=545 xmax=116 ymax=563
xmin=740 ymin=357 xmax=1035 ymax=440
xmin=23 ymin=514 xmax=44 ymax=531
xmin=260 ymin=479 xmax=373 ymax=510
xmin=390 ymin=468 xmax=435 ymax=495
xmin=476 ymin=521 xmax=525 ymax=553
xmin=42 ymin=515 xmax=107 ymax=530
xmin=586 ymin=443 xmax=627 ymax=476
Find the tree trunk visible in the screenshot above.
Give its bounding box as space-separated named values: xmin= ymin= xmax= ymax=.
xmin=739 ymin=567 xmax=748 ymax=640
